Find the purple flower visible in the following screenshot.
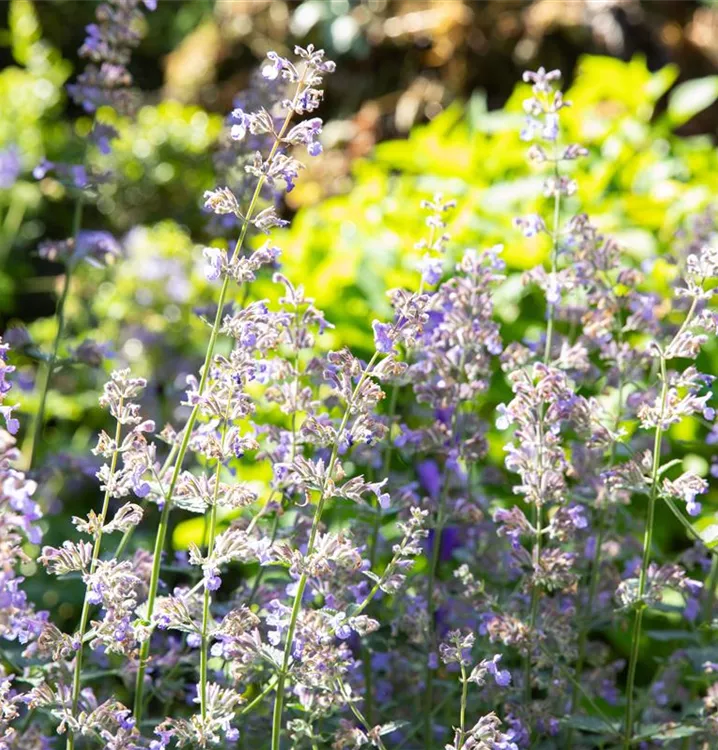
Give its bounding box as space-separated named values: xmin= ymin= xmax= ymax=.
xmin=495 ymin=403 xmax=510 ymax=430
xmin=543 ymin=113 xmax=559 ymax=141
xmin=203 ymin=247 xmax=224 ymax=281
xmin=0 ymin=405 xmax=19 ymax=435
xmin=230 ymin=108 xmax=248 ymax=141
xmin=226 ymin=727 xmax=239 ymax=742
xmin=262 ymin=51 xmax=284 ymax=81
xmin=420 ymin=257 xmax=443 ymax=286
xmin=684 ymin=596 xmax=700 ymax=622
xmin=372 ymin=320 xmax=394 ymax=353
xmin=371 ymin=479 xmax=391 ymax=509
xmin=567 ymin=505 xmax=588 ymax=530
xmin=33 ymin=159 xmax=53 ymax=180
xmin=486 ymin=654 xmax=512 ymax=687
xmin=0 ymin=146 xmax=21 ymax=189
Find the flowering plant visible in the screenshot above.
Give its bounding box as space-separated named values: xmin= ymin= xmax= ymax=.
xmin=1 ymin=12 xmax=718 ymax=750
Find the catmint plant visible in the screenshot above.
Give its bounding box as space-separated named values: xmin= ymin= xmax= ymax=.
xmin=27 ymin=0 xmax=154 ymax=469
xmin=3 ymin=40 xmax=718 ymax=750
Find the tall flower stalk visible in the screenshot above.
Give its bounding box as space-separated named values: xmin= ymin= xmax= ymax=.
xmin=27 ymin=0 xmax=154 ymax=469
xmin=133 ymin=45 xmax=336 ymax=723
xmin=27 ymin=197 xmax=84 ymax=469
xmin=8 ymin=53 xmax=718 ymax=750
xmin=64 ymin=374 xmax=147 ymax=750
xmin=514 ymin=66 xmax=578 ymax=706
xmin=623 ymin=281 xmax=710 ymax=747
xmin=270 ymin=352 xmax=380 ymax=750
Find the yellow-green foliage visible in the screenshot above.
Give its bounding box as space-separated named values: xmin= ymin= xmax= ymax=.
xmin=269 ymin=56 xmax=718 ymax=347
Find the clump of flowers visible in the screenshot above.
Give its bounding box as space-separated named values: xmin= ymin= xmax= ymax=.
xmin=2 ymin=34 xmax=718 ymax=750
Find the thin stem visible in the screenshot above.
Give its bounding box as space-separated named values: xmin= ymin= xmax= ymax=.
xmin=567 ymin=370 xmax=625 ymax=749
xmin=247 ymin=509 xmax=280 ymax=605
xmin=542 ymin=144 xmax=561 ymax=365
xmin=365 ymin=383 xmax=398 ymax=727
xmin=424 ymin=353 xmax=466 ymax=750
xmin=623 ymin=365 xmax=667 ymax=748
xmin=239 ymin=676 xmax=279 ymax=716
xmin=423 ymin=486 xmax=446 ymax=750
xmin=457 ymin=665 xmax=469 ymax=749
xmin=369 ymin=385 xmax=398 ymax=570
xmin=133 ymin=81 xmax=306 ymax=720
xmin=662 ymin=495 xmax=718 ymax=557
xmin=270 ymin=352 xmax=380 ymax=750
xmin=247 ymin=318 xmax=303 ymax=604
xmin=702 ymin=555 xmax=718 ymax=631
xmin=199 ymin=411 xmax=230 ymax=719
xmin=623 ymin=299 xmax=698 ymax=748
xmin=133 ymin=275 xmax=230 ymax=720
xmin=199 ymin=496 xmax=219 ymax=718
xmin=351 ymin=540 xmax=407 ymax=620
xmin=525 ymin=407 xmax=546 ymax=705
xmin=525 ymin=143 xmax=561 ymax=709
xmin=28 ymin=196 xmax=84 ymax=469
xmin=114 ymin=442 xmax=179 ymax=560
xmin=336 ymin=679 xmax=387 ymax=750
xmin=0 ymin=189 xmax=26 ymax=268
xmin=66 ymin=405 xmax=123 ymax=750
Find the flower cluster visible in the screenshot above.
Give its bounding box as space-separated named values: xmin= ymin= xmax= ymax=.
xmin=4 ymin=48 xmax=718 ymax=750
xmin=67 ymin=0 xmax=156 ymax=115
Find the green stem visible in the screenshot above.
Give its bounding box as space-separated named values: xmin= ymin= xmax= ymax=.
xmin=623 ymin=298 xmax=698 ymax=748
xmin=567 ymin=371 xmax=625 ymax=749
xmin=337 ymin=679 xmax=387 ymax=750
xmin=525 ymin=402 xmax=546 ymax=706
xmin=662 ymin=495 xmax=718 ymax=557
xmin=247 ymin=509 xmax=280 ymax=605
xmin=423 ymin=493 xmax=445 ymax=750
xmin=0 ymin=190 xmax=26 ymax=268
xmin=424 ymin=353 xmax=466 ymax=750
xmin=67 ymin=405 xmax=123 ymax=750
xmin=542 ymin=143 xmax=561 ymax=365
xmin=132 ymin=78 xmax=308 ymax=719
xmin=133 ymin=274 xmax=230 ymax=720
xmin=28 ymin=196 xmax=84 ymax=469
xmin=369 ymin=384 xmax=398 ymax=570
xmin=702 ymin=555 xmax=718 ymax=630
xmin=365 ymin=383 xmax=398 ymax=727
xmin=525 ymin=142 xmax=561 ymax=710
xmin=270 ymin=353 xmax=380 ymax=750
xmin=623 ymin=365 xmax=667 ymax=748
xmin=457 ymin=665 xmax=468 ymax=749
xmin=199 ymin=497 xmax=219 ymax=719
xmin=238 ymin=676 xmax=279 ymax=717
xmin=199 ymin=410 xmax=230 ymax=719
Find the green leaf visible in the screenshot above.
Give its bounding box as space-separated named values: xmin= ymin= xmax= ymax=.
xmin=645 ymin=629 xmax=700 ymax=642
xmin=559 ymin=715 xmax=620 ymax=735
xmin=636 ymin=723 xmax=702 ymax=741
xmin=668 ymin=76 xmax=718 ymax=126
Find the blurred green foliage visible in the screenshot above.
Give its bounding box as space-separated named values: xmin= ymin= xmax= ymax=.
xmin=5 ymin=33 xmax=717 ymax=465
xmin=273 ymin=55 xmax=718 ymax=350
xmin=2 ymin=0 xmax=717 ymax=567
